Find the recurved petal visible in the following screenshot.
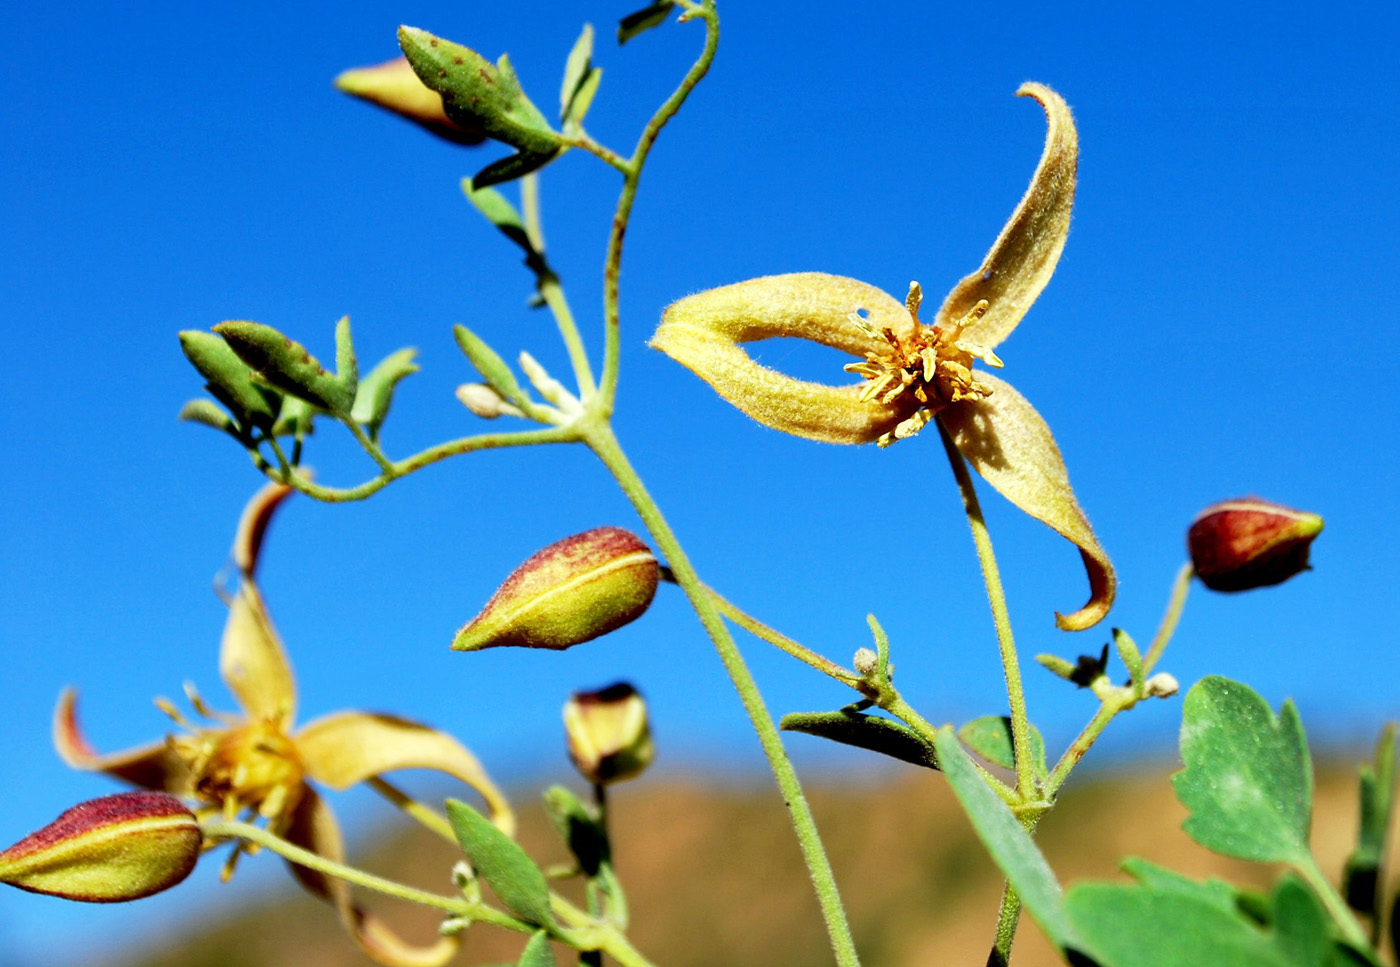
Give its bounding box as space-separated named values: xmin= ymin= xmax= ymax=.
xmin=282 ymin=788 xmax=460 ymax=967
xmin=219 ymin=583 xmax=297 ymax=729
xmin=939 ymin=372 xmax=1115 ymax=631
xmin=651 ymin=273 xmax=916 ymax=444
xmin=934 ymin=83 xmax=1077 ymax=353
xmin=53 ymin=689 xmax=193 ymax=795
xmin=294 ymin=711 xmax=514 ymax=836
xmin=232 ymin=481 xmax=294 ymax=577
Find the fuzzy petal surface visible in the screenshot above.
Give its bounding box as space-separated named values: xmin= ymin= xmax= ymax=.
xmin=219 ymin=584 xmax=296 ymax=729
xmin=934 ymin=83 xmax=1077 ymax=354
xmin=651 ymin=273 xmax=915 ymax=443
xmin=940 ymin=372 xmax=1115 ymax=630
xmin=294 ymin=711 xmax=514 ymax=835
xmin=53 ymin=689 xmax=193 ymax=794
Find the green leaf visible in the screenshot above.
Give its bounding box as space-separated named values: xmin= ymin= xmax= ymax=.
xmin=1344 ymin=723 xmax=1397 ymax=915
xmin=1112 ymin=627 xmax=1144 ymax=685
xmin=781 ymin=710 xmax=938 ymax=770
xmin=471 ymin=149 xmax=561 ymax=191
xmin=1116 ymin=857 xmax=1238 ymax=913
xmin=178 ymin=399 xmax=234 ymax=433
xmin=541 ymin=786 xmax=608 ymax=876
xmin=517 ymin=931 xmax=556 ymax=967
xmin=1173 ymin=676 xmax=1313 ymax=864
xmin=932 ymin=727 xmax=1077 ymax=950
xmin=454 ymin=324 xmax=529 ymax=406
xmin=350 ymin=348 xmax=419 ymax=440
xmin=213 ymin=321 xmax=355 ymax=415
xmin=566 ymin=68 xmax=602 ymax=129
xmin=618 ymin=2 xmax=676 ymax=44
xmin=398 ymin=28 xmax=561 ymax=155
xmin=271 ymin=395 xmax=317 ymax=439
xmin=445 ymin=799 xmax=555 ymax=927
xmin=957 ymin=715 xmax=1047 ymax=778
xmin=333 ymin=315 xmax=358 ymax=400
xmin=178 ymin=330 xmax=278 ymax=431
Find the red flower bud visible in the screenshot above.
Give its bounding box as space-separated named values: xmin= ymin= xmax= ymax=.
xmin=0 ymin=792 xmax=201 ymax=902
xmin=1188 ymin=498 xmax=1324 ymax=592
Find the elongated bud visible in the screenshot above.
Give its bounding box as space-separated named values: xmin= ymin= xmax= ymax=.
xmin=335 ymin=56 xmax=487 ymax=146
xmin=0 ymin=792 xmax=200 ymax=902
xmin=453 ymin=527 xmax=659 ymax=651
xmin=563 ymin=683 xmax=653 ymax=784
xmin=456 ymin=383 xmax=523 ymax=419
xmin=1188 ymin=498 xmax=1324 ymax=592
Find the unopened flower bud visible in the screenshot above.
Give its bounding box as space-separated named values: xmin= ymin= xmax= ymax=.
xmin=1188 ymin=498 xmax=1324 ymax=592
xmin=0 ymin=792 xmax=201 ymax=902
xmin=453 ymin=527 xmax=659 ymax=651
xmin=852 ymin=648 xmax=878 ymax=677
xmin=1144 ymin=672 xmax=1180 ymax=699
xmin=563 ymin=683 xmax=653 ymax=785
xmin=334 ymin=57 xmax=486 ymax=146
xmin=456 ymin=383 xmax=523 ymax=419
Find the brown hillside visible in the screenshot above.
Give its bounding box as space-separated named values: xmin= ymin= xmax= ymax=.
xmin=112 ymin=765 xmax=1389 ymax=967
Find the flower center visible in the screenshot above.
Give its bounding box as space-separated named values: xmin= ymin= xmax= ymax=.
xmin=161 ymin=703 xmax=304 ymax=825
xmin=844 ymin=282 xmax=995 ymax=445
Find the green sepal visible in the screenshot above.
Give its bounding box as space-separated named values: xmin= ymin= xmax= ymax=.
xmin=463 ymin=181 xmax=551 ymax=284
xmin=618 ymin=2 xmax=676 ymax=45
xmin=271 ymin=395 xmax=317 ymax=438
xmin=1172 ymin=676 xmax=1313 ymax=865
xmin=333 ymin=315 xmax=358 ymax=401
xmin=445 ymin=799 xmax=555 ymax=928
xmin=517 ymin=930 xmax=556 ymax=967
xmin=1112 ymin=628 xmax=1144 ymax=686
xmin=398 ymin=27 xmax=562 ymax=185
xmin=213 ymin=321 xmax=355 ymax=416
xmin=178 ymin=330 xmax=279 ymax=431
xmin=178 ymin=399 xmax=234 ymax=433
xmin=957 ymin=715 xmax=1047 ymax=779
xmin=541 ymin=786 xmax=608 ymax=877
xmin=1344 ymin=723 xmax=1397 ymax=915
xmin=350 ymin=347 xmax=419 ymax=441
xmin=453 ymin=324 xmax=529 ymax=407
xmin=780 ymin=709 xmax=938 ymax=771
xmin=932 ymin=727 xmax=1078 ymax=951
xmin=560 ymin=25 xmax=600 ymax=128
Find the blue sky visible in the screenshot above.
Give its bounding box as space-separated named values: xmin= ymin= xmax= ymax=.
xmin=2 ymin=0 xmax=1398 ymax=962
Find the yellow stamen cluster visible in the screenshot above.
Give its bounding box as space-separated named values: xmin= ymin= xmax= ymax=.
xmin=843 ymin=282 xmax=999 ymax=446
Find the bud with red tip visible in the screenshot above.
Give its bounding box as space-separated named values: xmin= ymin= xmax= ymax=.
xmin=453 ymin=528 xmax=660 ymax=651
xmin=1188 ymin=498 xmax=1324 ymax=592
xmin=563 ymin=683 xmax=654 ymax=785
xmin=0 ymin=792 xmax=201 ymax=902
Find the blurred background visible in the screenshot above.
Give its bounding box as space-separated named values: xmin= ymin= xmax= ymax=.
xmin=2 ymin=0 xmax=1397 ymax=963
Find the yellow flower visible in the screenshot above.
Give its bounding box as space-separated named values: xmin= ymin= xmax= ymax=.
xmin=650 ymin=83 xmax=1114 ymax=631
xmin=54 ymin=482 xmax=513 ymax=967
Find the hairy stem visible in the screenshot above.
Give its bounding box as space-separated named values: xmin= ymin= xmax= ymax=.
xmin=585 ymin=422 xmax=860 ymax=967
xmin=936 ymin=420 xmax=1035 ymax=802
xmin=1141 ymin=561 xmax=1193 ymax=674
xmin=365 ymin=776 xmax=458 ymax=845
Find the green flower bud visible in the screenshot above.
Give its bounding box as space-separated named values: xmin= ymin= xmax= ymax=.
xmin=452 ymin=527 xmax=659 ymax=651
xmin=0 ymin=792 xmax=200 ymax=902
xmin=563 ymin=683 xmax=654 ymax=785
xmin=1188 ymin=498 xmax=1324 ymax=592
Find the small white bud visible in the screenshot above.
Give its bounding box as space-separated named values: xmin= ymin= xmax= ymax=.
xmin=1145 ymin=672 xmax=1180 ymax=699
xmin=456 ymin=383 xmax=523 ymax=419
xmin=852 ymin=648 xmax=878 ymax=677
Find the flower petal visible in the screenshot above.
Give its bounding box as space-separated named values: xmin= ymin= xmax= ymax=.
xmin=294 ymin=711 xmax=514 ymax=836
xmin=232 ymin=481 xmax=294 ymax=578
xmin=651 ymin=273 xmax=916 ymax=444
xmin=282 ymin=788 xmax=460 ymax=967
xmin=219 ymin=583 xmax=297 ymax=729
xmin=53 ymin=689 xmax=193 ymax=794
xmin=934 ymin=83 xmax=1077 ymax=354
xmin=939 ymin=372 xmax=1115 ymax=630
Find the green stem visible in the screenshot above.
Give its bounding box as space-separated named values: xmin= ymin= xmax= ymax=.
xmin=693 ymin=580 xmax=862 ymax=687
xmin=201 ymin=820 xmax=470 ymax=917
xmin=599 ymin=2 xmax=719 ymax=408
xmin=1297 ymin=855 xmax=1372 ymax=951
xmin=365 ymin=776 xmax=459 ymax=846
xmin=936 ymin=419 xmax=1035 ymax=802
xmin=267 ymin=426 xmax=577 ymax=502
xmin=881 ymin=693 xmax=1019 ymax=808
xmin=344 ymin=418 xmax=398 ymax=477
xmin=1045 ymin=694 xmax=1128 ymax=797
xmin=988 ymin=883 xmax=1022 ymax=967
xmin=1141 ymin=561 xmax=1193 ymax=675
xmin=521 ymin=174 xmax=597 ymax=399
xmin=584 ymin=421 xmax=860 ymax=967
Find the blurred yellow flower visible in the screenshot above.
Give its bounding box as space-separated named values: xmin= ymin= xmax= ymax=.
xmin=55 ymin=482 xmax=512 ymax=967
xmin=651 ymin=83 xmax=1114 ymax=630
